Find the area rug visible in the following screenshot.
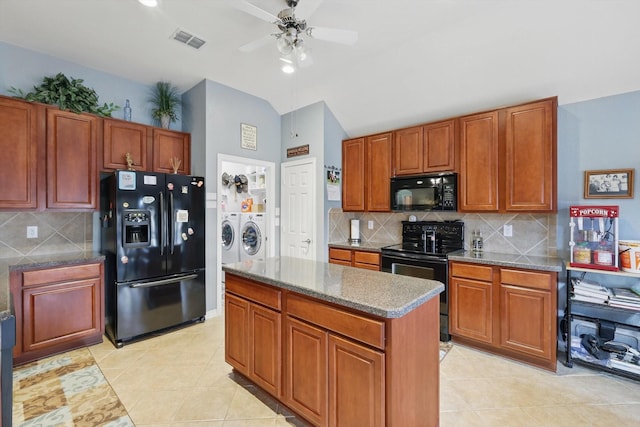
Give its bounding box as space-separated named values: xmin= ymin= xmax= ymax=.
xmin=12 ymin=348 xmax=134 ymax=427
xmin=440 ymin=341 xmax=453 ymax=361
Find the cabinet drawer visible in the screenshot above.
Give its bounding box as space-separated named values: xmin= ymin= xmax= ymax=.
xmin=450 ymin=262 xmax=493 ymax=282
xmin=501 ymin=269 xmax=552 ymax=291
xmin=286 ymin=293 xmax=385 ymax=350
xmin=22 ymin=263 xmax=101 ymax=287
xmin=353 ymin=251 xmax=380 ymax=266
xmin=226 ymin=274 xmax=281 ymax=311
xmin=329 ymin=248 xmax=352 ymax=262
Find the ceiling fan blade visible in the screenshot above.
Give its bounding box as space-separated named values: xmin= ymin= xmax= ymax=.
xmin=306 ymin=26 xmax=358 ymax=45
xmin=294 ymin=0 xmax=323 ymax=19
xmin=227 ymin=0 xmax=279 ymax=23
xmin=239 ymin=34 xmax=275 ymax=52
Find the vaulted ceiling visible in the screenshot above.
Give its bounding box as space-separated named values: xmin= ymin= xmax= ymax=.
xmin=1 ymin=0 xmax=639 ymax=136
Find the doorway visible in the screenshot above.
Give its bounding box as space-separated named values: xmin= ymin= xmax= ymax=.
xmin=217 ymin=154 xmax=275 ymax=310
xmin=281 ymin=157 xmax=318 ymax=261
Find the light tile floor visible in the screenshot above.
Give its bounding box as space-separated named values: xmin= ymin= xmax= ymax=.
xmin=88 ymin=315 xmax=640 ymax=426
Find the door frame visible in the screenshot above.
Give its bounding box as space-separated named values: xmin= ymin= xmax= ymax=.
xmin=217 ymin=154 xmax=276 ymax=312
xmin=280 ymin=157 xmax=319 ymax=261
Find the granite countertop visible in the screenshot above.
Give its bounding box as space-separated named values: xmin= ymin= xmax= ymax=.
xmin=0 ymin=251 xmax=105 ymax=318
xmin=223 ymin=256 xmax=443 ymax=318
xmin=448 ymin=250 xmax=563 ymax=272
xmin=328 ymin=241 xmax=398 ymax=252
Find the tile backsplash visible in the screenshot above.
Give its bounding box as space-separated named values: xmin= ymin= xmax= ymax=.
xmin=0 ymin=212 xmax=94 ymax=258
xmin=329 ymin=208 xmax=558 ymax=257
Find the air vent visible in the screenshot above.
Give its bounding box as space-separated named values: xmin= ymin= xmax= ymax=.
xmin=171 ymin=29 xmax=206 ymax=49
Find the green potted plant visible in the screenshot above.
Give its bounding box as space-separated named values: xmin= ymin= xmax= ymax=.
xmin=9 ymin=72 xmax=118 ymax=116
xmin=149 ymin=81 xmax=180 ymax=129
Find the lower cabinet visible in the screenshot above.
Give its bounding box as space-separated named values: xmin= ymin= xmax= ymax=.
xmin=224 ymin=272 xmax=439 ymax=427
xmin=11 ymin=261 xmax=104 ymax=365
xmin=449 ymin=261 xmax=557 ymax=371
xmin=225 ymin=275 xmax=282 ymax=397
xmin=328 ymin=247 xmax=381 ymax=271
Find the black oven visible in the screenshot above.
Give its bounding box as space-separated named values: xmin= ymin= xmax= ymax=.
xmin=381 ymin=253 xmax=450 ymax=341
xmin=381 ymin=220 xmax=464 ymax=342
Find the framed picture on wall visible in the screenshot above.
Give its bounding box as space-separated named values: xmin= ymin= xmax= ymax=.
xmin=584 ymin=168 xmax=634 ymax=199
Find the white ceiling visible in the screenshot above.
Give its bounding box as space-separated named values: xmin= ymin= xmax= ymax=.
xmin=1 ymin=0 xmax=639 ymax=137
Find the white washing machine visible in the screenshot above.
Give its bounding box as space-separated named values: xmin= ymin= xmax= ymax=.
xmin=221 ymin=212 xmax=241 ymax=264
xmin=240 ymin=213 xmax=266 ymax=261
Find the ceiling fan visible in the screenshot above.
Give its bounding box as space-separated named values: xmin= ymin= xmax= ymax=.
xmin=229 ymin=0 xmax=358 ymax=71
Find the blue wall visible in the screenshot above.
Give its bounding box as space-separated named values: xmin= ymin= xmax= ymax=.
xmin=0 ymin=41 xmax=182 ymax=129
xmin=557 ymin=90 xmax=640 ymax=254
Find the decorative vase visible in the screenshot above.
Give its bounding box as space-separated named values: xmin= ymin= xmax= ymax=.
xmin=160 ymin=114 xmax=171 ymax=129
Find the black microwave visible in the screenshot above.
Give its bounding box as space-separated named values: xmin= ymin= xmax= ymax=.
xmin=390 ymin=173 xmax=457 ymax=211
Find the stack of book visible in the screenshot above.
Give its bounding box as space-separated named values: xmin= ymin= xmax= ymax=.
xmin=571 ymin=279 xmax=612 ymax=304
xmin=609 ymin=287 xmax=640 ymax=311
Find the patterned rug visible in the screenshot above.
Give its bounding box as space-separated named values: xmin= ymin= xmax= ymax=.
xmin=12 ymin=348 xmax=133 ymax=427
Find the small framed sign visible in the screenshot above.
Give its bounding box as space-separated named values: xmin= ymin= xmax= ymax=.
xmin=241 ymin=123 xmax=257 ymax=150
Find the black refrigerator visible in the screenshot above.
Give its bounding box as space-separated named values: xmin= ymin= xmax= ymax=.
xmin=100 ymin=170 xmax=206 ymax=347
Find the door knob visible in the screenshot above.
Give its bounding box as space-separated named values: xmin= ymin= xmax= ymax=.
xmin=301 ymin=239 xmax=311 ymax=244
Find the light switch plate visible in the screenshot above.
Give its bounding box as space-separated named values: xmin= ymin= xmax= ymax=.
xmin=503 ymin=224 xmax=513 ymax=237
xmin=27 ymin=226 xmax=38 ymax=239
xmin=368 ymin=220 xmax=374 ymax=229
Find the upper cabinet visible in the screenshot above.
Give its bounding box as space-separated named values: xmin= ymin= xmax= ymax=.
xmin=152 ymin=128 xmax=191 ymax=175
xmin=102 ymin=119 xmax=149 ymax=171
xmin=46 ymin=108 xmax=99 ymax=210
xmin=394 ymin=120 xmax=456 ymax=176
xmin=0 ymin=97 xmax=42 ymax=210
xmin=342 ymin=133 xmax=392 ymax=212
xmin=102 ymin=120 xmax=191 ymax=175
xmin=504 ymin=99 xmax=556 ymax=212
xmin=458 ymin=97 xmax=557 ymax=213
xmin=0 ymin=95 xmax=192 ymax=212
xmin=458 ymin=111 xmax=500 ymax=211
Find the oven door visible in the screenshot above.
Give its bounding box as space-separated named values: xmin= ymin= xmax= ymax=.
xmin=381 ymin=252 xmax=450 ymax=341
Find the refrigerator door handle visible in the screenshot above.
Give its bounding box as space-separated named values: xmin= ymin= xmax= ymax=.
xmin=128 ymin=273 xmax=199 ymax=288
xmin=160 ymin=191 xmax=166 ymax=256
xmin=170 ymin=191 xmax=175 ymax=255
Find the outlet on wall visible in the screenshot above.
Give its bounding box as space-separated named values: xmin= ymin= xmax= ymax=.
xmin=368 ymin=220 xmax=374 ymax=230
xmin=503 ymin=224 xmax=513 ymax=237
xmin=27 ymin=226 xmax=38 ymax=239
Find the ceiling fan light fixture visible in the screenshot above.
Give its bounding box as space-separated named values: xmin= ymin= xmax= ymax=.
xmin=138 ymin=0 xmax=158 ymax=7
xmin=277 ymin=37 xmax=293 ymax=55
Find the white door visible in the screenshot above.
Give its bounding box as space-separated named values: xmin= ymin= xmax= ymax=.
xmin=281 ymin=158 xmax=317 ymax=260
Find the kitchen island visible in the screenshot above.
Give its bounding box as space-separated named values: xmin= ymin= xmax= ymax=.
xmin=223 ymin=256 xmax=444 ymax=427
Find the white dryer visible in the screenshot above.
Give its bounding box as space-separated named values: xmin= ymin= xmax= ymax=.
xmin=240 ymin=213 xmax=266 ymax=261
xmin=221 ymin=212 xmax=241 ymax=264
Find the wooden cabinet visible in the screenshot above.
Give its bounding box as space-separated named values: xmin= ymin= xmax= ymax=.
xmin=342 ymin=133 xmax=392 ymax=212
xmin=458 ymin=111 xmax=500 ymax=211
xmin=286 ymin=316 xmax=328 ymax=426
xmin=328 ymin=247 xmax=380 ymax=271
xmin=285 ymin=292 xmax=385 ymax=427
xmin=449 ymin=261 xmax=557 ymax=371
xmin=102 ymin=119 xmax=149 ymax=171
xmin=394 ymin=120 xmax=456 ymax=176
xmin=504 ymin=99 xmax=556 ymax=211
xmin=458 ymin=97 xmax=557 ymax=213
xmin=224 ymin=272 xmax=439 ymax=427
xmin=46 ymin=108 xmax=99 ymax=210
xmin=10 ymin=261 xmax=104 ymax=365
xmin=393 ymin=126 xmax=423 ymax=176
xmin=152 ymin=128 xmax=191 ymax=175
xmin=0 ymin=96 xmax=42 ymax=210
xmin=102 ymin=120 xmax=191 ymax=174
xmin=329 ymin=334 xmax=385 ymax=427
xmin=449 ymin=262 xmax=494 ymax=344
xmin=225 ymin=274 xmax=282 ymax=396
